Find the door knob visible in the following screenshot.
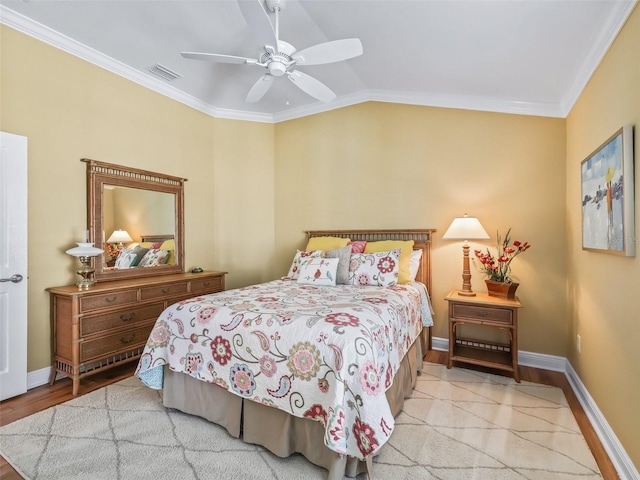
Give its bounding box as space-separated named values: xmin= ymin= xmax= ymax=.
xmin=0 ymin=274 xmax=23 ymax=283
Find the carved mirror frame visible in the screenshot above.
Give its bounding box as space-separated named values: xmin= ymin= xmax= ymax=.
xmin=84 ymin=159 xmax=186 ymax=282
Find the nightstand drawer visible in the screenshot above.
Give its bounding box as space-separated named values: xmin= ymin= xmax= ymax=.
xmin=191 ymin=276 xmax=223 ymax=294
xmin=80 ymin=290 xmax=138 ymax=312
xmin=80 ymin=323 xmax=154 ymax=361
xmin=140 ymin=282 xmax=189 ymax=300
xmin=451 ymin=304 xmax=513 ymax=324
xmin=81 ymin=302 xmax=165 ymax=337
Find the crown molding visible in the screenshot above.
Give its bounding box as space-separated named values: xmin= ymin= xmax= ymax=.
xmin=2 ymin=2 xmax=635 ymax=123
xmin=560 ymin=1 xmax=638 ymax=117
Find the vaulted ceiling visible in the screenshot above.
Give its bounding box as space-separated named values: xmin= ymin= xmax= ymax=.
xmin=1 ymin=0 xmax=636 ymax=123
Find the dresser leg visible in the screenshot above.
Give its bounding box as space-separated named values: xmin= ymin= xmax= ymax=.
xmin=48 ymin=365 xmax=57 ymax=386
xmin=72 ymin=377 xmax=80 ymax=396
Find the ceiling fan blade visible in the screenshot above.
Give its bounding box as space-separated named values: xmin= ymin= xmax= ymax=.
xmin=181 ymin=52 xmax=256 ymax=64
xmin=287 ymin=70 xmax=336 ymax=103
xmin=246 ymin=74 xmax=275 ymax=103
xmin=292 ymin=38 xmax=363 ymax=66
xmin=238 ymin=0 xmax=278 ymax=51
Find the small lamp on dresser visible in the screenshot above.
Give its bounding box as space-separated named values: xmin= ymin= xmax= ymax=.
xmin=443 ymin=214 xmax=489 ymax=296
xmin=65 ymin=242 xmax=103 ymax=290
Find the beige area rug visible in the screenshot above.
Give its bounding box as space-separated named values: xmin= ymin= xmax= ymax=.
xmin=0 ymin=363 xmax=601 ymax=480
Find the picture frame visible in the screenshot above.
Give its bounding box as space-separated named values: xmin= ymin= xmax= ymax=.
xmin=581 ymin=125 xmax=635 ymax=256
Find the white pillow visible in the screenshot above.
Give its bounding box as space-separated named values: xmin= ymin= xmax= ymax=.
xmin=348 ymin=249 xmax=400 ymax=287
xmin=137 ymin=248 xmax=170 ymax=267
xmin=296 ymin=257 xmax=339 ymax=286
xmin=409 ymin=249 xmax=423 ymax=281
xmin=286 ymin=250 xmax=325 ymax=279
xmin=114 ymin=248 xmax=137 ymax=269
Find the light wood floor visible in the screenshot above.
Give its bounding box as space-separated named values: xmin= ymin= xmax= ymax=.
xmin=0 ymin=351 xmax=619 ymax=479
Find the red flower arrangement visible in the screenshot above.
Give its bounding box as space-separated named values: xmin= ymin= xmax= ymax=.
xmin=474 ymin=229 xmax=531 ymax=283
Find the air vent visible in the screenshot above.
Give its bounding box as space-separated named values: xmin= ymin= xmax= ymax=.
xmin=148 ymin=64 xmax=182 ymax=82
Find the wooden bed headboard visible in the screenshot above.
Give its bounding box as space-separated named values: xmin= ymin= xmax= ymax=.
xmin=306 ymin=229 xmax=436 ymax=294
xmin=140 ymin=234 xmax=174 ymax=243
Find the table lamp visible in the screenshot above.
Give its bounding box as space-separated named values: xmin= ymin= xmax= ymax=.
xmin=66 ymin=242 xmax=104 ymax=290
xmin=107 ymin=229 xmax=133 ymax=248
xmin=443 ymin=214 xmax=489 ymax=296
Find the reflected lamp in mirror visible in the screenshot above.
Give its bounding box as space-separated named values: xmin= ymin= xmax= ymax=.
xmin=443 ymin=214 xmax=489 ymax=297
xmin=106 ymin=229 xmax=133 ymax=260
xmin=66 ymin=242 xmax=104 ymax=290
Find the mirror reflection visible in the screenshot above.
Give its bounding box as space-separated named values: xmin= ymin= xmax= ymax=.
xmin=84 ymin=158 xmax=186 ymax=282
xmin=103 ymin=186 xmax=176 ymax=269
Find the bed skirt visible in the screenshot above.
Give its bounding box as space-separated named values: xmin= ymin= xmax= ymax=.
xmin=163 ymin=339 xmax=423 ymax=479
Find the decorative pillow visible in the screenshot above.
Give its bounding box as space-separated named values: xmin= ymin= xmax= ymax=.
xmin=364 ymin=240 xmax=415 ymax=284
xmin=138 ymin=248 xmax=171 ymax=267
xmin=286 ymin=250 xmax=325 ymax=279
xmin=114 ymin=248 xmax=137 ymax=269
xmin=297 ymin=257 xmax=339 ymax=286
xmin=325 ymin=245 xmax=351 ymax=285
xmin=348 ymin=249 xmax=400 ymax=287
xmin=160 ymin=239 xmax=175 ymax=265
xmin=348 ymin=240 xmax=367 ymax=254
xmin=409 ymin=249 xmax=423 ymax=281
xmin=305 ymin=236 xmax=350 ymax=251
xmin=129 ymin=245 xmax=150 ymax=267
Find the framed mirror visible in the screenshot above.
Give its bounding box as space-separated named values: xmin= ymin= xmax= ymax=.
xmin=84 ymin=159 xmax=186 ymax=281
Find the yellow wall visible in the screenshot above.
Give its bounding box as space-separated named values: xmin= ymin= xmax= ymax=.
xmin=274 ymin=103 xmax=567 ymax=352
xmin=0 ymin=25 xmax=275 ymax=371
xmin=566 ymin=5 xmax=640 ymax=467
xmin=2 ymin=4 xmax=640 ymax=471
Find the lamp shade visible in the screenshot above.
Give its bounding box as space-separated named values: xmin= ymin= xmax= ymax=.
xmin=65 ymin=242 xmax=104 ymax=257
xmin=107 ymin=229 xmax=133 ymax=244
xmin=442 ymin=214 xmax=489 ymax=240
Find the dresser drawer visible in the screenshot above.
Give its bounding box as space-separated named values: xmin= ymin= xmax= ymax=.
xmin=80 ymin=290 xmax=138 ymax=312
xmin=191 ymin=276 xmax=223 ymax=294
xmin=80 ymin=323 xmax=154 ymax=361
xmin=451 ymin=304 xmax=513 ymax=324
xmin=81 ymin=302 xmax=165 ymax=337
xmin=140 ymin=282 xmax=189 ymax=300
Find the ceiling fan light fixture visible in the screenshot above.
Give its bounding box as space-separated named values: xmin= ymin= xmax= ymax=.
xmin=268 ymin=61 xmax=287 ymax=76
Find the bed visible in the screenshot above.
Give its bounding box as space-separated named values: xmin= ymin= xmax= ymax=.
xmin=135 ymin=229 xmax=435 ymax=479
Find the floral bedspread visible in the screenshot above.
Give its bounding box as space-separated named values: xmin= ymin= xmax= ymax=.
xmin=135 ymin=279 xmax=432 ymax=460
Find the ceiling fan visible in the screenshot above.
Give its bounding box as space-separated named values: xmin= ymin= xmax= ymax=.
xmin=181 ymin=0 xmax=363 ymax=103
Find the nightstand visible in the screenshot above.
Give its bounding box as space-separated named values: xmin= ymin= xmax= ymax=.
xmin=445 ymin=290 xmax=523 ymax=382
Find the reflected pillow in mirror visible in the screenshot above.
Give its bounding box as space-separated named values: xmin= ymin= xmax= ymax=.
xmin=129 ymin=245 xmax=150 ymax=267
xmin=114 ymin=248 xmax=137 ymax=269
xmin=138 ymin=248 xmax=171 ymax=267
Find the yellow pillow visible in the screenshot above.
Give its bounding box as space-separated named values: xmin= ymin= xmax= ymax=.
xmin=364 ymin=240 xmax=415 ymax=284
xmin=160 ymin=239 xmax=175 ymax=265
xmin=305 ymin=236 xmax=350 ymax=251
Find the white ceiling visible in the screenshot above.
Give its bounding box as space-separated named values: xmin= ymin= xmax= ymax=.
xmin=1 ymin=0 xmax=636 ymax=123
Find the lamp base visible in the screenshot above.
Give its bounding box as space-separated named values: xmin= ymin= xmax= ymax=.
xmin=457 ymin=290 xmax=476 ymax=297
xmin=76 ymin=256 xmax=96 ymax=290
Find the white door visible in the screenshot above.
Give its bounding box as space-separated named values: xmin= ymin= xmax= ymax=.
xmin=0 ymin=132 xmax=28 ymax=401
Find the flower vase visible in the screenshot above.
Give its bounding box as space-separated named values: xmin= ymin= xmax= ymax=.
xmin=485 ymin=280 xmax=519 ymax=300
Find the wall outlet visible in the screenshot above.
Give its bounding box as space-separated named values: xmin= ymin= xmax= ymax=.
xmin=577 ymin=334 xmax=582 ymax=353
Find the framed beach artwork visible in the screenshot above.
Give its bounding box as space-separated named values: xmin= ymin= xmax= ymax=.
xmin=581 ymin=125 xmax=635 ymax=256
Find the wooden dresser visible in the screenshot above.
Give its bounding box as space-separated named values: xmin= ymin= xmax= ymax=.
xmin=47 ymin=271 xmax=226 ymax=395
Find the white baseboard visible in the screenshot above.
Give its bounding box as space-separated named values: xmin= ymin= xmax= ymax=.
xmin=565 ymin=362 xmax=640 ymax=480
xmin=29 ymin=341 xmax=639 ymax=479
xmin=433 ymin=335 xmax=639 ymax=480
xmin=27 ymin=366 xmax=63 ymax=390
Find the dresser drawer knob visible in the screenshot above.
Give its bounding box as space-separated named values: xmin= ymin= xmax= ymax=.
xmin=161 ymin=288 xmax=170 ymax=294
xmin=120 ymin=334 xmax=135 ymax=344
xmin=105 ymin=296 xmax=117 ymax=303
xmin=478 ymin=312 xmax=488 ymax=317
xmin=120 ymin=313 xmax=136 ymax=322
xmin=203 ymin=282 xmax=211 ymax=287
